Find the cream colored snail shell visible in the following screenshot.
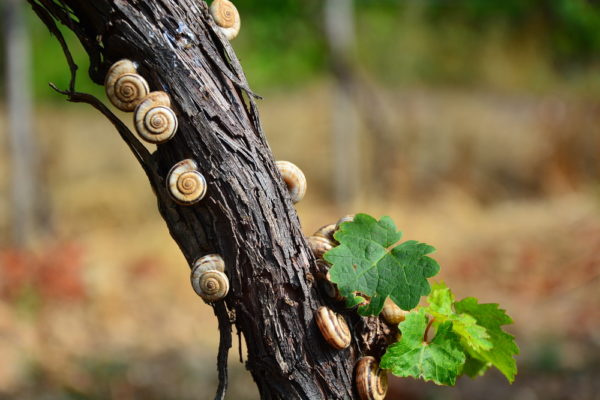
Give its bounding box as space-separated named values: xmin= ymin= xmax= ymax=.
xmin=381 ymin=298 xmax=408 ymax=326
xmin=105 ymin=59 xmax=150 ymax=112
xmin=210 ymin=0 xmax=241 ymax=40
xmin=315 ymin=306 xmax=351 ymax=350
xmin=307 ymin=235 xmax=335 ymax=260
xmin=314 ymin=224 xmax=337 ymax=243
xmin=191 ymin=269 xmax=229 ymax=302
xmin=335 ymin=214 xmax=355 ymax=231
xmin=193 ymin=254 xmax=225 ymax=273
xmin=276 ymin=161 xmax=307 ymax=204
xmin=167 ymin=159 xmax=207 ymax=205
xmin=355 ymin=356 xmax=388 ymax=400
xmin=134 ymin=91 xmax=178 ymax=144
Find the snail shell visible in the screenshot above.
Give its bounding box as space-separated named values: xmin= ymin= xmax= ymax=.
xmin=191 ymin=269 xmax=229 ymax=302
xmin=307 ymin=235 xmax=335 ymax=260
xmin=134 ymin=91 xmax=178 ymax=144
xmin=210 ymin=0 xmax=241 ymax=40
xmin=167 ymin=159 xmax=208 ymax=205
xmin=315 ymin=306 xmax=351 ymax=350
xmin=381 ymin=298 xmax=408 ymax=326
xmin=314 ymin=224 xmax=337 ymax=243
xmin=319 ymin=272 xmax=344 ymax=302
xmin=104 ymin=59 xmax=150 ymax=112
xmin=193 ymin=254 xmax=225 ymax=274
xmin=355 ymin=356 xmax=388 ymax=400
xmin=335 ymin=214 xmax=355 ymax=231
xmin=276 ymin=161 xmax=307 ymax=204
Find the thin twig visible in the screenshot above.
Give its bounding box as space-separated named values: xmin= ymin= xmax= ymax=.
xmin=213 ymin=301 xmax=232 ymax=400
xmin=48 ymin=84 xmax=155 ymax=176
xmin=28 ymin=0 xmax=78 ymax=91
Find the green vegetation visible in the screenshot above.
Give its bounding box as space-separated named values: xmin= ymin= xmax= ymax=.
xmin=6 ymin=0 xmax=600 ymax=100
xmin=325 ymin=214 xmax=519 ymax=386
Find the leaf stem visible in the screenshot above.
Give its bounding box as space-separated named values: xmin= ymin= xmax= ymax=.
xmin=423 ymin=316 xmax=435 ymax=344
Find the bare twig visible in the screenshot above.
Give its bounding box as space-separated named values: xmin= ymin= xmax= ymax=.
xmin=213 ymin=301 xmax=232 ymax=400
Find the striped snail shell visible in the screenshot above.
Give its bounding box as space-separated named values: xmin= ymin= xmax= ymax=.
xmin=381 ymin=298 xmax=408 ymax=326
xmin=104 ymin=59 xmax=150 ymax=112
xmin=167 ymin=159 xmax=207 ymax=205
xmin=134 ymin=91 xmax=178 ymax=144
xmin=307 ymin=235 xmax=335 ymax=260
xmin=314 ymin=224 xmax=337 ymax=243
xmin=191 ymin=254 xmax=229 ymax=302
xmin=276 ymin=161 xmax=307 ymax=204
xmin=315 ymin=306 xmax=351 ymax=350
xmin=209 ymin=0 xmax=241 ymax=40
xmin=355 ymin=356 xmax=388 ymax=400
xmin=193 ymin=254 xmax=226 ymax=274
xmin=335 ymin=214 xmax=355 ymax=231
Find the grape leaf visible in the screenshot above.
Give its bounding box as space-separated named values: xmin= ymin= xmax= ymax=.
xmin=454 ymin=297 xmax=519 ymax=383
xmin=380 ymin=310 xmax=466 ymax=385
xmin=425 ymin=282 xmax=492 ymax=352
xmin=324 ymin=214 xmax=440 ymax=315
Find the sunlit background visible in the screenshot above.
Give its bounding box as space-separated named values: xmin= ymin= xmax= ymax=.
xmin=1 ymin=0 xmax=600 ymax=399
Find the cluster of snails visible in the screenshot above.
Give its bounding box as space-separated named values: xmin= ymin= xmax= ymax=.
xmin=105 ymin=60 xmax=209 ymax=205
xmin=105 ymin=59 xmax=178 ymax=144
xmin=310 ymin=214 xmax=414 ymax=399
xmin=105 ymin=60 xmax=219 ymax=300
xmin=314 ymin=305 xmax=388 ymax=400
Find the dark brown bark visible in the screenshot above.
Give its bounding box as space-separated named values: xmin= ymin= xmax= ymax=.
xmin=27 ymin=1 xmax=390 ymax=399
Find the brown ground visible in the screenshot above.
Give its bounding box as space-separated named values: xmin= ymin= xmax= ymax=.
xmin=0 ymin=83 xmax=599 ymax=399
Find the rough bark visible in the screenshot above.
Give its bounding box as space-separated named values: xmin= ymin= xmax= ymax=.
xmin=26 ymin=1 xmax=390 ymax=399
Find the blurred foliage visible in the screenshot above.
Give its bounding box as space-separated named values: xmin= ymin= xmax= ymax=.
xmin=2 ymin=0 xmax=600 ymax=100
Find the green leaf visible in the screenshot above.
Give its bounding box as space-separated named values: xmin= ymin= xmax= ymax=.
xmin=454 ymin=297 xmax=519 ymax=383
xmin=425 ymin=283 xmax=492 ymax=353
xmin=461 ymin=355 xmax=490 ymax=378
xmin=380 ymin=310 xmax=466 ymax=386
xmin=324 ymin=214 xmax=440 ymax=315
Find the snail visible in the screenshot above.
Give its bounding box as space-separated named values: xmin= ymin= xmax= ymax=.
xmin=167 ymin=159 xmax=207 ymax=205
xmin=355 ymin=356 xmax=388 ymax=400
xmin=104 ymin=59 xmax=150 ymax=112
xmin=134 ymin=91 xmax=178 ymax=144
xmin=191 ymin=254 xmax=229 ymax=302
xmin=307 ymin=235 xmax=335 ymax=260
xmin=335 ymin=214 xmax=355 ymax=231
xmin=381 ymin=298 xmax=408 ymax=326
xmin=276 ymin=161 xmax=307 ymax=204
xmin=209 ymin=0 xmax=241 ymax=41
xmin=318 ymin=272 xmax=344 ymax=302
xmin=313 ymin=224 xmax=337 ymax=243
xmin=315 ymin=306 xmax=351 ymax=350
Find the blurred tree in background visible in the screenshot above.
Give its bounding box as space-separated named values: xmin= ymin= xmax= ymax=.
xmin=2 ymin=0 xmax=600 ymax=101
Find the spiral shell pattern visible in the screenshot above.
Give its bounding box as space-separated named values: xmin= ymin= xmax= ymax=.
xmin=276 ymin=161 xmax=307 ymax=204
xmin=134 ymin=91 xmax=178 ymax=144
xmin=210 ymin=0 xmax=241 ymax=40
xmin=105 ymin=60 xmax=149 ymax=112
xmin=315 ymin=306 xmax=351 ymax=350
xmin=355 ymin=356 xmax=388 ymax=400
xmin=381 ymin=298 xmax=407 ymax=326
xmin=191 ymin=269 xmax=229 ymax=302
xmin=308 ymin=235 xmax=335 ymax=260
xmin=167 ymin=159 xmax=207 ymax=205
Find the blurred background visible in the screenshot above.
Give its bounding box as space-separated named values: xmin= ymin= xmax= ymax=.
xmin=1 ymin=0 xmax=600 ymax=398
